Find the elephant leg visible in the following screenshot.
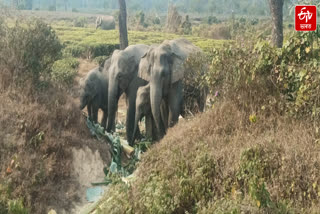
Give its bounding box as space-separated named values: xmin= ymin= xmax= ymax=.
xmin=160 ymin=99 xmax=169 ymax=131
xmin=151 ymin=115 xmax=159 ymax=141
xmin=101 ymin=108 xmax=107 ymax=130
xmin=125 ymin=78 xmax=146 ymax=143
xmin=92 ymin=101 xmax=99 ymax=124
xmin=168 ymin=80 xmax=183 ymax=127
xmin=126 ymin=94 xmax=140 ymax=143
xmin=126 ymin=91 xmax=139 ymax=143
xmin=145 ymin=115 xmax=153 ymax=139
xmin=87 ymin=102 xmax=92 ymax=120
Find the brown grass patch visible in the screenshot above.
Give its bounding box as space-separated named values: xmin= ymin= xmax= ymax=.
xmin=0 ymin=83 xmax=110 ymax=213
xmin=99 ymin=99 xmax=320 ymax=213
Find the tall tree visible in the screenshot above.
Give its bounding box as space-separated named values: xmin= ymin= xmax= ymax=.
xmin=64 ymin=0 xmax=68 ymax=11
xmin=268 ymin=0 xmax=284 ymax=48
xmin=118 ymin=0 xmax=128 ymax=50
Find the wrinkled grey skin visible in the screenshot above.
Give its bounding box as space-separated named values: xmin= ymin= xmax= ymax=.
xmin=95 ymin=16 xmax=116 ymax=30
xmin=107 ymin=44 xmax=150 ymax=143
xmin=131 ymin=84 xmax=169 ymax=145
xmin=80 ymin=58 xmax=113 ymax=129
xmin=138 ymin=38 xmax=201 ymax=139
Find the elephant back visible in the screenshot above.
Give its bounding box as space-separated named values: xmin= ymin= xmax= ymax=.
xmin=170 ymin=39 xmax=201 ymax=57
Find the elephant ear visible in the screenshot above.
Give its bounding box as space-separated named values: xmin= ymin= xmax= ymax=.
xmin=171 ymin=52 xmax=186 ymax=84
xmin=170 ymin=40 xmax=200 ymax=83
xmin=138 ymin=47 xmax=155 ymax=82
xmin=138 ymin=52 xmax=151 ymax=81
xmin=85 ymin=70 xmax=100 ymax=100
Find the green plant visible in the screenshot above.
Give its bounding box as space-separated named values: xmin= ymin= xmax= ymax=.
xmin=73 ymin=16 xmax=87 ymax=28
xmin=51 ymin=58 xmax=79 ymax=86
xmin=29 ymin=131 xmax=44 ymax=148
xmin=183 ymin=52 xmax=209 ymax=115
xmin=94 ymin=55 xmax=109 ymax=68
xmin=8 ymin=199 xmax=29 ymax=214
xmin=207 ymin=16 xmax=221 ymax=25
xmin=136 ymin=11 xmax=145 ymax=26
xmin=153 ymin=16 xmax=161 ymax=25
xmin=0 ymin=18 xmax=62 ymax=86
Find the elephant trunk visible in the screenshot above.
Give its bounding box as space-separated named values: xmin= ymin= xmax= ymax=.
xmin=80 ymin=100 xmax=86 ymax=110
xmin=107 ymin=80 xmax=119 ymax=133
xmin=79 ymin=93 xmax=87 ymax=110
xmin=150 ymin=79 xmax=165 ymax=139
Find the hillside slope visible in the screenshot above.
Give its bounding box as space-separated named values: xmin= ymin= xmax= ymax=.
xmin=94 ymin=100 xmax=320 ymax=214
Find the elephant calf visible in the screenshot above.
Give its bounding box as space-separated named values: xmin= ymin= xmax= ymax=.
xmin=131 ymin=84 xmax=168 ymax=145
xmin=132 ymin=83 xmax=207 ymax=145
xmin=80 ymin=58 xmax=112 ymax=129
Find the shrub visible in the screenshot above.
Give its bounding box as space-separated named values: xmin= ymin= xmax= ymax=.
xmin=51 ymin=57 xmax=79 ymax=86
xmin=192 ymin=24 xmax=232 ymax=40
xmin=207 ymin=16 xmax=221 ymax=25
xmin=94 ymin=55 xmax=109 ymax=68
xmin=72 ymin=8 xmax=79 ymax=12
xmin=136 ymin=11 xmax=145 ymax=26
xmin=207 ymin=28 xmax=320 ymax=121
xmin=183 ymin=52 xmax=209 ymax=115
xmin=0 ymin=17 xmax=62 ymax=87
xmin=63 ymin=43 xmax=119 ymax=59
xmin=8 ymin=199 xmax=29 ymax=214
xmin=153 ymin=16 xmax=161 ymax=25
xmin=73 ymin=16 xmax=87 ymax=27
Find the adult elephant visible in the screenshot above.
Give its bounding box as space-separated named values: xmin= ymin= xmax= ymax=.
xmin=107 ymin=44 xmax=150 ymax=143
xmin=95 ymin=16 xmax=116 ymax=30
xmin=138 ymin=38 xmax=202 ymax=138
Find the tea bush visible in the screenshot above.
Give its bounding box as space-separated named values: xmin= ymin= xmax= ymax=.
xmin=53 ymin=26 xmax=227 ymax=56
xmin=94 ymin=55 xmax=110 ymax=68
xmin=73 ymin=16 xmax=87 ymax=27
xmin=51 ymin=57 xmax=79 ymax=86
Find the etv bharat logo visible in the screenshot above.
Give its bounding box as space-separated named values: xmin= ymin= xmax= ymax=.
xmin=295 ymin=5 xmax=317 ymax=31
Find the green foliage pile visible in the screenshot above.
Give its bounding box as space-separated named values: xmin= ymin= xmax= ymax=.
xmin=51 ymin=57 xmax=79 ymax=86
xmin=0 ymin=18 xmax=62 ymax=86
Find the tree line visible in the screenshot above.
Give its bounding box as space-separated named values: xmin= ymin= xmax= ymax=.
xmin=1 ymin=0 xmax=271 ymax=15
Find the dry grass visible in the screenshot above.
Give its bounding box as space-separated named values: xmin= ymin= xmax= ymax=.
xmin=0 ymin=80 xmax=110 ymax=213
xmin=98 ymin=97 xmax=320 ymax=213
